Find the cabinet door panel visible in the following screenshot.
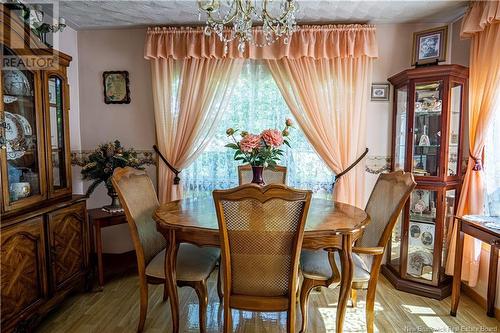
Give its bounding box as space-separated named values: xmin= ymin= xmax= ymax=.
xmin=0 ymin=217 xmax=47 ymax=325
xmin=47 ymin=202 xmax=87 ymax=290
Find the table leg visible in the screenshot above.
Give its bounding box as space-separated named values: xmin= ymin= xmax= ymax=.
xmin=95 ymin=220 xmax=104 ymax=291
xmin=450 ymin=220 xmax=464 ymax=316
xmin=165 ymin=229 xmax=180 ymax=333
xmin=337 ymin=233 xmax=353 ymax=333
xmin=487 ymin=244 xmax=498 ymax=317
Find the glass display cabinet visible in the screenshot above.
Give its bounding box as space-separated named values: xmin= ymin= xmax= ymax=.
xmin=1 ymin=49 xmax=72 ymax=212
xmin=382 ymin=65 xmax=468 ymax=299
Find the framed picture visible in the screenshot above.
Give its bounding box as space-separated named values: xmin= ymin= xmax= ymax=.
xmin=371 ymin=83 xmax=390 ymax=101
xmin=412 ymin=26 xmax=448 ymax=66
xmin=103 ymin=71 xmax=130 ymax=104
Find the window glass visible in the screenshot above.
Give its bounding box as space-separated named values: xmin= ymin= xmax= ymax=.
xmin=182 ymin=60 xmax=335 ymax=199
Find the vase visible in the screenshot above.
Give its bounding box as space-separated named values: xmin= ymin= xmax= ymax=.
xmin=102 ymin=182 xmax=123 ymax=213
xmin=251 ymin=166 xmax=265 ymax=186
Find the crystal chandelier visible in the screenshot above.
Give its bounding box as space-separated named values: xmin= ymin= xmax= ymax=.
xmin=198 ymin=0 xmax=299 ymax=54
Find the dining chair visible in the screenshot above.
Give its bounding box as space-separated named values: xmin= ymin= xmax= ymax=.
xmin=112 ymin=167 xmax=220 ymax=333
xmin=213 ymin=184 xmax=312 ymax=333
xmin=299 ymin=170 xmax=416 ymax=333
xmin=238 ymin=164 xmax=287 ymax=185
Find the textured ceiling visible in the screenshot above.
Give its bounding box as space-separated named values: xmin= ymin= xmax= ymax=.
xmin=56 ymin=0 xmax=469 ymax=30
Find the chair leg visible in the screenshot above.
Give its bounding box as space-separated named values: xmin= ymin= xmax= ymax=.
xmin=351 ymin=288 xmax=358 ymax=308
xmin=138 ymin=280 xmax=148 ymax=333
xmin=287 ymin=307 xmax=296 ymax=333
xmin=217 ymin=265 xmax=223 ymax=302
xmin=193 ymin=280 xmax=208 ymax=333
xmin=223 ymin=299 xmax=232 ymax=333
xmin=299 ymin=278 xmax=318 ymax=333
xmin=163 ymin=283 xmax=169 ymax=302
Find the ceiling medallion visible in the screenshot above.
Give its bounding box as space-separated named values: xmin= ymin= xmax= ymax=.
xmin=198 ymin=0 xmax=299 ymax=54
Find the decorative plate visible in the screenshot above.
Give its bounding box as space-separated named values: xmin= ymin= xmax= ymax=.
xmin=3 ymin=95 xmax=18 ymax=104
xmin=3 ymin=70 xmax=31 ymax=96
xmin=4 ymin=112 xmax=26 ymax=160
xmin=14 ymin=114 xmax=32 ymax=136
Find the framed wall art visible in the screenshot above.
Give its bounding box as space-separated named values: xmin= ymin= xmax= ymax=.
xmin=412 ymin=26 xmax=448 ymax=66
xmin=371 ymin=83 xmax=390 ymax=101
xmin=103 ymin=71 xmax=130 ymax=104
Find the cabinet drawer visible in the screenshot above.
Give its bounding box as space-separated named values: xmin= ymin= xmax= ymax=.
xmin=0 ymin=217 xmax=48 ymax=326
xmin=47 ymin=202 xmax=88 ymax=291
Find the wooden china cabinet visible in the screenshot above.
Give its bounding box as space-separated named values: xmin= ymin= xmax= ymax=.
xmin=382 ymin=65 xmax=468 ymax=300
xmin=0 ymin=6 xmax=90 ymax=332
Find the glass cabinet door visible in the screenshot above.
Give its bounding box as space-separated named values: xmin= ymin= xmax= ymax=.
xmin=394 ymin=86 xmax=408 ymax=170
xmin=1 ymin=49 xmax=45 ymax=208
xmin=406 ymin=189 xmax=438 ymax=281
xmin=46 ymin=75 xmax=69 ymax=195
xmin=448 ymin=83 xmax=462 ymax=177
xmin=413 ymin=81 xmax=443 ymax=177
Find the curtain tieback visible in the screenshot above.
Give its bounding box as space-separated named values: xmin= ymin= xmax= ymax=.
xmin=153 ymin=145 xmax=181 ymax=184
xmin=469 ymin=151 xmax=483 ymax=171
xmin=332 ymin=148 xmax=369 ymax=189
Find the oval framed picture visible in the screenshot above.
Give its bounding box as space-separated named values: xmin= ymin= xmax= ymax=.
xmin=103 ymin=71 xmax=131 ymax=104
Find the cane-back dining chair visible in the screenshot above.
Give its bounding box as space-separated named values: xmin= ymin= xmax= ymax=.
xmin=238 ymin=164 xmax=287 ymax=185
xmin=112 ymin=167 xmax=220 ymax=333
xmin=213 ymin=184 xmax=312 ymax=333
xmin=300 ymin=171 xmax=416 ymax=333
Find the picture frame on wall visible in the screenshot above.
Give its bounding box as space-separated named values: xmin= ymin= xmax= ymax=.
xmin=371 ymin=83 xmax=390 ymax=101
xmin=103 ymin=71 xmax=131 ymax=104
xmin=412 ymin=26 xmax=448 ymax=66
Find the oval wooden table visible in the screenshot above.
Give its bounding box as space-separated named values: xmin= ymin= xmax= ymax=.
xmin=154 ymin=197 xmax=370 ymax=333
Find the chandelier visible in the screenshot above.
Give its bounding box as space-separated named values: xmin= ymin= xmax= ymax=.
xmin=198 ymin=0 xmax=299 ymax=54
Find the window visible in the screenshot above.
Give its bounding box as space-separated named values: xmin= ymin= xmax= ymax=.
xmin=484 ymin=95 xmax=500 ymax=216
xmin=182 ymin=60 xmax=335 ymax=199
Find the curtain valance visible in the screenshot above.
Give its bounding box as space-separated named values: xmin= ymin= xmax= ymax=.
xmin=461 ymin=0 xmax=500 ymax=37
xmin=144 ymin=24 xmax=378 ymax=60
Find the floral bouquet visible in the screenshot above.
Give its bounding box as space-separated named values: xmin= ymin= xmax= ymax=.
xmin=225 ymin=119 xmax=293 ymax=184
xmin=80 ymin=140 xmax=152 ymax=211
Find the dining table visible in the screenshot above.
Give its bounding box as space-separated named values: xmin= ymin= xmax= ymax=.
xmin=153 ymin=197 xmax=370 ymax=333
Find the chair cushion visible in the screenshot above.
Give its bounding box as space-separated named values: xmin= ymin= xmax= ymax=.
xmin=300 ymin=250 xmax=371 ymax=282
xmin=146 ymin=244 xmax=220 ymax=282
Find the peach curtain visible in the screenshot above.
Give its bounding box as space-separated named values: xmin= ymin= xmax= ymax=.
xmin=445 ymin=1 xmax=500 ymax=286
xmin=267 ymin=56 xmax=373 ymax=207
xmin=151 ymin=58 xmax=243 ymax=203
xmin=145 ymin=25 xmax=378 ymax=60
xmin=146 ymin=24 xmax=377 ymax=204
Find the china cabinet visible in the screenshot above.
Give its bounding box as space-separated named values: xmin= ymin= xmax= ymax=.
xmin=0 ymin=5 xmax=89 ymax=332
xmin=382 ymin=65 xmax=468 ymax=299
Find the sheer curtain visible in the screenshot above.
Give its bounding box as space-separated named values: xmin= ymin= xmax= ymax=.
xmin=150 ymin=58 xmax=243 ymax=203
xmin=182 ymin=60 xmax=335 ymax=199
xmin=485 ymin=99 xmax=500 ymax=216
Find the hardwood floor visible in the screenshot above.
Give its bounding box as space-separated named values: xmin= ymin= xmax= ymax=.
xmin=37 ymin=269 xmax=499 ymax=333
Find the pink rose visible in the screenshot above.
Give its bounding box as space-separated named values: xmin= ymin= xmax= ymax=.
xmin=261 ymin=129 xmax=284 ymax=147
xmin=285 ymin=118 xmax=293 ymax=127
xmin=239 ymin=134 xmax=261 ymax=152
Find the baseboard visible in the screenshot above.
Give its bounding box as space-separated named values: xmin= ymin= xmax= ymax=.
xmin=461 ymin=283 xmax=500 ymax=320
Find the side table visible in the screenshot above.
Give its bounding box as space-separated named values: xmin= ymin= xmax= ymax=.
xmin=450 ymin=215 xmax=500 ymax=317
xmin=88 ymin=208 xmax=128 ymax=290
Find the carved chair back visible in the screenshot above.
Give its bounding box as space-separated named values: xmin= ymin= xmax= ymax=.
xmin=112 ymin=167 xmax=166 ymax=274
xmin=213 ymin=184 xmax=311 ymax=306
xmin=358 ymin=170 xmax=416 ymax=249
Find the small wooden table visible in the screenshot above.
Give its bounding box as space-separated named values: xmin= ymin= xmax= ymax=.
xmin=450 ymin=215 xmax=500 ymax=317
xmin=154 ymin=197 xmax=370 ymax=333
xmin=88 ymin=208 xmax=127 ymax=289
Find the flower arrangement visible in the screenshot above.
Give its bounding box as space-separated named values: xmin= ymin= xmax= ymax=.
xmin=225 ymin=119 xmax=293 ymax=169
xmin=81 ymin=140 xmax=149 ymax=197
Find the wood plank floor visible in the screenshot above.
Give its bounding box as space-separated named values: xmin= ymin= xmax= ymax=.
xmin=37 ymin=270 xmax=499 ymax=333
